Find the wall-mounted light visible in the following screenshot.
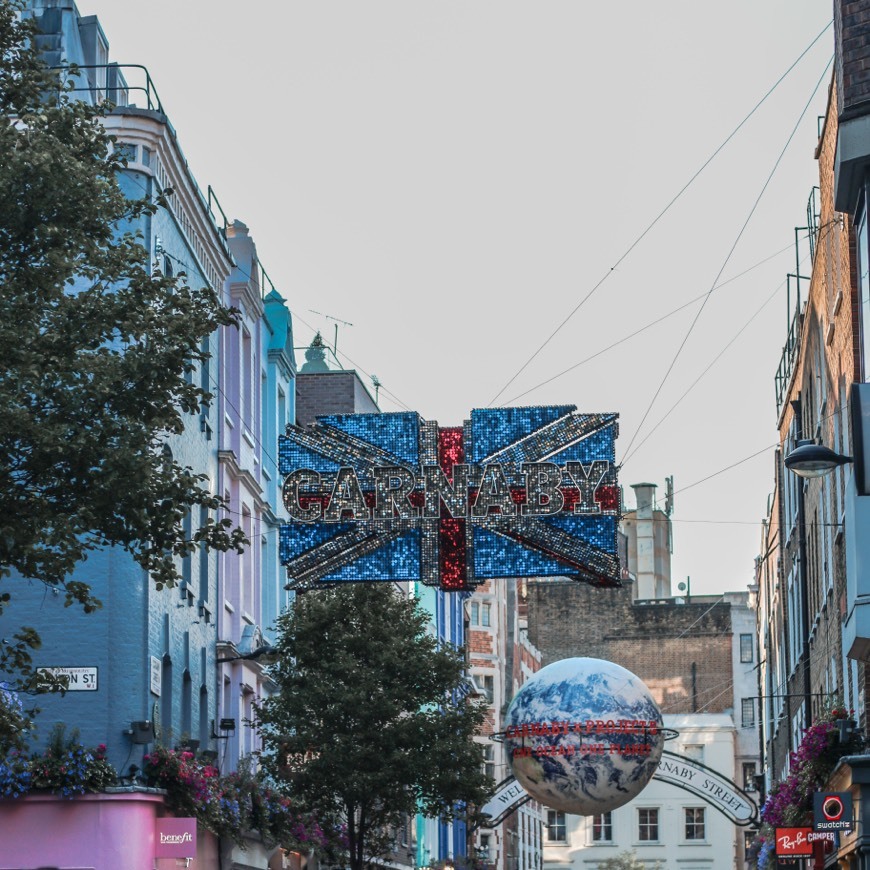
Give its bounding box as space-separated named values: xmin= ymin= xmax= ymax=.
xmin=126 ymin=720 xmax=154 ymax=744
xmin=783 ymin=439 xmax=853 ymax=479
xmin=216 ymin=644 xmax=279 ymax=665
xmin=211 ymin=718 xmax=236 ymax=740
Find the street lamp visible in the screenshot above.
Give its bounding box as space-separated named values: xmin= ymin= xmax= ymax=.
xmin=783 ymin=439 xmax=853 ymax=479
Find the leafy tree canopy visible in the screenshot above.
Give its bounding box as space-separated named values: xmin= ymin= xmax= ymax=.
xmin=597 ymin=851 xmax=663 ymax=870
xmin=0 ymin=0 xmax=244 ymax=689
xmin=256 ymin=584 xmax=494 ymax=870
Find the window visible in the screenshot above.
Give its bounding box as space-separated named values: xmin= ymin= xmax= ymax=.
xmin=479 ymin=834 xmax=491 ymax=861
xmin=471 ymin=601 xmax=480 ymax=625
xmin=481 ymin=602 xmax=492 ymax=627
xmin=592 ymin=812 xmax=612 ymax=842
xmin=115 ymin=142 xmax=137 ymax=164
xmin=685 ymin=807 xmax=705 ymax=840
xmin=198 ymin=686 xmax=209 ymax=746
xmin=638 ymin=808 xmax=659 ymax=842
xmin=482 ymin=743 xmax=495 ymax=779
xmin=683 ymin=743 xmax=704 ymax=762
xmin=740 ymin=633 xmax=754 ymax=663
xmin=181 ymin=670 xmax=192 ymax=738
xmin=242 ymin=328 xmax=253 ymax=429
xmin=546 ymin=810 xmax=566 ymax=842
xmin=481 ymin=675 xmax=494 ymax=703
xmin=742 ymin=698 xmax=756 ymax=727
xmin=742 ymin=762 xmax=757 ymax=790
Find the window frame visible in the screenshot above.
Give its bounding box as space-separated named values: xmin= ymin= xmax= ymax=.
xmin=592 ymin=811 xmax=613 ymax=843
xmin=546 ymin=809 xmax=566 ymax=843
xmin=481 ymin=602 xmax=492 ymax=627
xmin=482 ymin=742 xmax=495 ymax=779
xmin=684 ymin=807 xmax=706 ymax=841
xmin=740 ymin=633 xmax=754 ymax=663
xmin=742 ymin=697 xmax=756 ymax=728
xmin=637 ymin=807 xmax=659 ymax=843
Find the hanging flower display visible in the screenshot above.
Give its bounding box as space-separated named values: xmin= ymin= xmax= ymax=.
xmin=750 ymin=706 xmax=859 ymax=868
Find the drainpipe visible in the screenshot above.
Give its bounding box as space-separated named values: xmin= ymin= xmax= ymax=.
xmin=790 ymin=398 xmax=813 ymax=732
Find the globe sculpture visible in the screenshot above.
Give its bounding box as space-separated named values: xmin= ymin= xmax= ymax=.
xmin=504 ymin=657 xmax=664 ymax=815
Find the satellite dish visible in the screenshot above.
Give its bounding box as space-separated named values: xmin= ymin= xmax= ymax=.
xmin=677 ymin=582 xmax=687 ymax=592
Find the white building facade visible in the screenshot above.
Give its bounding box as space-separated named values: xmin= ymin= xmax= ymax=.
xmin=543 ymin=715 xmax=745 ymax=870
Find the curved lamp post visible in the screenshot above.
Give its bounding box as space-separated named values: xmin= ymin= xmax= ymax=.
xmin=783 ymin=439 xmax=853 ymax=479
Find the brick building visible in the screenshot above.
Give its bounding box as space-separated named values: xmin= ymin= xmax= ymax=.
xmin=525 ymin=481 xmax=757 ymax=870
xmin=751 ymin=6 xmax=870 ymax=870
xmin=469 ymin=579 xmax=544 ymax=870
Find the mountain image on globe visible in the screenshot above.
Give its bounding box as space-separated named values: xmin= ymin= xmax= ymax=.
xmin=504 ymin=657 xmax=664 ymax=815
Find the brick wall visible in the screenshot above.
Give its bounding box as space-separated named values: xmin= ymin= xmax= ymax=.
xmin=526 ymin=580 xmax=734 ymax=713
xmin=295 ymin=371 xmax=357 ymax=426
xmin=835 ymin=1 xmax=870 ymax=117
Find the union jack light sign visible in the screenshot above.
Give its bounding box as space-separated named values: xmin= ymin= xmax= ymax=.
xmin=279 ymin=406 xmax=620 ymax=591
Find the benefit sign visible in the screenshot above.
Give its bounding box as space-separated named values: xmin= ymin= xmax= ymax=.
xmin=279 ymin=406 xmax=620 ymax=591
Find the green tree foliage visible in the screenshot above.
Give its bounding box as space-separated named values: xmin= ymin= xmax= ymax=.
xmin=0 ymin=0 xmax=245 ymax=689
xmin=256 ymin=584 xmax=494 ymax=870
xmin=597 ymin=852 xmax=663 ymax=870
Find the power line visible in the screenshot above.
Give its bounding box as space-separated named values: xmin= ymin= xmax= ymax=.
xmin=504 ymin=239 xmax=799 ymax=407
xmin=621 ymin=217 xmax=841 ymax=467
xmin=486 ymin=21 xmax=833 ymax=409
xmin=620 ymin=54 xmax=835 ymax=464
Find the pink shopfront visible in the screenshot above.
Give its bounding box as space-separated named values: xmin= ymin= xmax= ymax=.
xmin=0 ymin=791 xmax=218 ymax=869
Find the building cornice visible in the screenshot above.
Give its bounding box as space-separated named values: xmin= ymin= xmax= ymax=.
xmin=218 ymin=449 xmax=267 ymax=511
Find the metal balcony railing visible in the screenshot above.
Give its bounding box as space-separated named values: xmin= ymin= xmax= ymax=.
xmin=775 ymin=300 xmax=803 ymax=415
xmin=51 ymin=63 xmax=163 ymax=113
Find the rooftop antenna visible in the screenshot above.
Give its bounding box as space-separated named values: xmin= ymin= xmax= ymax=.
xmin=371 ymin=374 xmax=381 ymax=403
xmin=309 ymin=309 xmax=353 ymax=358
xmin=664 ymin=475 xmax=674 ymax=516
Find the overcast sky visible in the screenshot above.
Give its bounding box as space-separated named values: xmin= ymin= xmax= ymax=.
xmin=86 ymin=1 xmax=834 ymax=596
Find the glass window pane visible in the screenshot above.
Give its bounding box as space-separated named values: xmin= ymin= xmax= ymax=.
xmin=685 ymin=807 xmax=705 ymax=840
xmin=638 ymin=808 xmax=658 ymax=842
xmin=546 ymin=810 xmax=566 ymax=842
xmin=592 ymin=812 xmax=612 ymax=842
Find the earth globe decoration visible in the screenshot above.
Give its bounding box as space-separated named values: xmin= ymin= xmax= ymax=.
xmin=504 ymin=657 xmax=664 ymax=815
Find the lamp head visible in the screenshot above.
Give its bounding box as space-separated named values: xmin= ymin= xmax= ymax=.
xmin=784 ymin=439 xmax=853 ymax=479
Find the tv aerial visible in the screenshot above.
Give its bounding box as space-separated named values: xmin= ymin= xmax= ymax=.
xmin=309 ymin=309 xmax=353 ymax=357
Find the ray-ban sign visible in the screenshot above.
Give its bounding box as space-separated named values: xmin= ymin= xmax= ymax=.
xmin=279 ymin=407 xmax=620 ymax=591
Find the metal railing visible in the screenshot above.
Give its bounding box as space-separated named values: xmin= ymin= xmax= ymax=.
xmin=806 ymin=187 xmax=820 ymax=263
xmin=51 ymin=63 xmax=164 ymax=114
xmin=775 ymin=300 xmax=803 ymax=414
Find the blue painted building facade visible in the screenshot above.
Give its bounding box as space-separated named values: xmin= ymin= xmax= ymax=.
xmin=8 ymin=2 xmax=296 ymax=797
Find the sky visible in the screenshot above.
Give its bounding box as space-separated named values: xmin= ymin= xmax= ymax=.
xmin=85 ymin=1 xmax=834 ymax=596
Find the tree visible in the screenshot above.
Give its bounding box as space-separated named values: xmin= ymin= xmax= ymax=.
xmin=597 ymin=851 xmax=663 ymax=870
xmin=256 ymin=583 xmax=494 ymax=870
xmin=0 ymin=0 xmax=245 ymax=689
